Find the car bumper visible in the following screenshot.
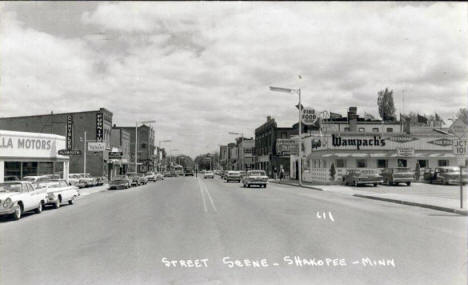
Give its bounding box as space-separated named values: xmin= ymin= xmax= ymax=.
xmin=246 ymin=181 xmax=268 ymax=185
xmin=357 ymin=180 xmax=383 ymax=185
xmin=391 ymin=178 xmax=414 ymax=183
xmin=0 ymin=207 xmax=16 ymax=215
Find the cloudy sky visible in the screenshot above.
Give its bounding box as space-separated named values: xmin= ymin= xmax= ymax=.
xmin=0 ymin=2 xmax=467 ymax=157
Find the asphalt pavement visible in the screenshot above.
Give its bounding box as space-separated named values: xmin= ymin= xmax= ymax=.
xmin=0 ymin=176 xmax=466 ymax=285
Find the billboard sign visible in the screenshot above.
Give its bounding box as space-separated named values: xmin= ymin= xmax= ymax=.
xmin=276 ymin=139 xmax=299 ymax=155
xmin=108 ymin=151 xmax=123 ymax=159
xmin=301 ymin=108 xmax=318 ymax=125
xmin=88 ymin=142 xmax=106 ymax=152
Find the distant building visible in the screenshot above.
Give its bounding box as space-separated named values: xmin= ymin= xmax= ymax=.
xmin=110 ymin=127 xmax=131 ymax=178
xmin=112 ymin=124 xmax=155 ymax=173
xmin=219 ymin=145 xmax=228 ymax=170
xmin=0 ymin=108 xmax=113 ymax=177
xmin=236 ymin=137 xmax=255 ymax=170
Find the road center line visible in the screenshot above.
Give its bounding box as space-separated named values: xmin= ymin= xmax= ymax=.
xmin=202 ymin=182 xmax=218 ymax=212
xmin=197 ymin=178 xmax=208 ymax=212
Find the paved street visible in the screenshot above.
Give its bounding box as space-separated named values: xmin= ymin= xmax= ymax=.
xmin=1 ymin=176 xmax=466 ymax=285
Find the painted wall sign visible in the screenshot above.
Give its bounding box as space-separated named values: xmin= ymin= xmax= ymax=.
xmin=427 ymin=138 xmax=452 ymax=146
xmin=276 ymin=139 xmax=298 ymax=155
xmin=331 ymin=135 xmax=386 ymax=150
xmin=386 ymin=135 xmax=418 ymax=143
xmin=66 ymin=114 xmax=73 ymax=150
xmin=96 ymin=112 xmax=104 ymax=142
xmin=0 ymin=131 xmax=65 ymax=159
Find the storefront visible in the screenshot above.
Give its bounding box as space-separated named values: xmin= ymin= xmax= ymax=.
xmin=0 ymin=130 xmax=69 ymax=182
xmin=291 ymin=132 xmax=462 ymax=183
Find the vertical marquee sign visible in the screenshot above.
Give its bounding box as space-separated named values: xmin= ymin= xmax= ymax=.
xmin=96 ymin=112 xmax=104 ymax=142
xmin=66 ymin=114 xmax=73 ymax=150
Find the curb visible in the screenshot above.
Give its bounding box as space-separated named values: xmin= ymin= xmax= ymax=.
xmin=78 ymin=185 xmax=109 ymax=197
xmin=270 ymin=181 xmax=323 ymax=191
xmin=353 ymin=194 xmax=468 ymax=216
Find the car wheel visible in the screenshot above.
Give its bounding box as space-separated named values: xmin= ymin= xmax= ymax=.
xmin=353 ymin=180 xmax=358 ymax=187
xmin=406 ymin=182 xmax=411 ymax=186
xmin=53 ymin=199 xmax=61 ymax=209
xmin=35 ymin=202 xmax=43 ymax=214
xmin=12 ymin=205 xmax=22 ymax=220
xmin=374 ymin=183 xmax=377 ymax=187
xmin=68 ymin=197 xmax=75 ymax=205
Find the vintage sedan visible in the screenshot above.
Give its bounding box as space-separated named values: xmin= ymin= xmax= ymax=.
xmin=242 ymin=170 xmax=269 ymax=188
xmin=68 ymin=173 xmax=83 ymax=186
xmin=109 ymin=175 xmax=131 ymax=190
xmin=127 ymin=173 xmax=147 ymax=186
xmin=381 ymin=167 xmax=415 ymax=186
xmin=424 ymin=167 xmax=468 ymax=185
xmin=155 ymin=173 xmax=164 ymax=181
xmin=76 ymin=174 xmax=98 ymax=188
xmin=343 ymin=169 xmax=383 ymax=187
xmin=145 ymin=172 xmax=157 ymax=182
xmin=35 ymin=180 xmax=78 ymax=208
xmin=0 ymin=181 xmax=47 ymax=220
xmin=225 ymin=171 xmax=242 ymax=183
xmin=204 ymin=171 xmax=215 ymax=179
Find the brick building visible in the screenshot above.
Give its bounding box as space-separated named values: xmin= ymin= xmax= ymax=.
xmin=0 ymin=108 xmax=113 ymax=177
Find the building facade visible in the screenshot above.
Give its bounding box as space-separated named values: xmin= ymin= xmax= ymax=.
xmin=236 ymin=137 xmax=255 ymax=170
xmin=113 ymin=124 xmax=155 ymax=173
xmin=109 ymin=127 xmax=131 ymax=178
xmin=0 ymin=108 xmax=113 ymax=177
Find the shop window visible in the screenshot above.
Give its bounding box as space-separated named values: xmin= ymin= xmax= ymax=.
xmin=4 ymin=162 xmax=21 ymax=179
xmin=397 ymin=159 xmax=407 ymax=167
xmin=344 ymin=127 xmax=350 ymax=132
xmin=377 ymin=159 xmax=388 ymax=168
xmin=22 ymin=162 xmax=38 ymax=177
xmin=386 ymin=128 xmax=393 ymax=133
xmin=417 ymin=160 xmax=428 ymax=168
xmin=358 ymin=127 xmax=365 ymax=132
xmin=438 ymin=160 xmax=449 ymax=167
xmin=336 ymin=159 xmax=346 ymax=168
xmin=141 ymin=143 xmax=147 ymax=149
xmin=356 ymin=159 xmax=367 ymax=168
xmin=372 ymin=128 xmax=379 ymax=133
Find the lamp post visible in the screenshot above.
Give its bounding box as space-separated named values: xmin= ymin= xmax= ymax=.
xmin=135 ymin=120 xmax=156 ymax=173
xmin=270 ymin=86 xmax=303 ymax=186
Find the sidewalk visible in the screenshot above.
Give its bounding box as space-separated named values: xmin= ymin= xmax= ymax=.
xmin=78 ymin=184 xmax=109 ymax=197
xmin=272 ymin=179 xmax=468 ymax=216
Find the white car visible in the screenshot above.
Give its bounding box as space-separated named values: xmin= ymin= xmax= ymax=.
xmin=0 ymin=181 xmax=47 ymax=220
xmin=68 ymin=173 xmax=84 ymax=186
xmin=204 ymin=171 xmax=214 ymax=179
xmin=242 ymin=170 xmax=269 ymax=188
xmin=34 ymin=180 xmax=79 ymax=209
xmin=22 ymin=175 xmax=51 ymax=183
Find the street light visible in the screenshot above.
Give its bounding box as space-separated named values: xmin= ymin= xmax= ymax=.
xmin=270 ymin=86 xmax=303 ymax=186
xmin=135 ymin=120 xmax=156 ymax=173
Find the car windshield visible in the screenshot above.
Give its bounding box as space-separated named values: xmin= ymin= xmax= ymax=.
xmin=249 ymin=171 xmax=266 ymax=176
xmin=22 ymin=177 xmax=36 ymax=182
xmin=0 ymin=183 xmax=22 ymax=193
xmin=37 ymin=182 xmax=62 ymax=188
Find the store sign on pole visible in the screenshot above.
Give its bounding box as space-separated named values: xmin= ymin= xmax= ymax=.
xmin=453 ymin=139 xmax=468 ymax=156
xmin=396 ymin=147 xmax=415 ymax=157
xmin=276 ymin=139 xmax=299 ymax=155
xmin=66 ymin=115 xmax=73 ymax=150
xmin=301 ymin=108 xmax=318 ymax=125
xmin=108 ymin=152 xmax=123 ymax=159
xmin=58 ymin=149 xmax=81 ymax=156
xmin=88 ymin=142 xmax=106 ymax=152
xmin=96 ymin=112 xmax=104 ymax=142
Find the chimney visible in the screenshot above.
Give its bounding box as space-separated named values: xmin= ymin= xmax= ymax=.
xmin=348 ymin=107 xmax=358 ymax=132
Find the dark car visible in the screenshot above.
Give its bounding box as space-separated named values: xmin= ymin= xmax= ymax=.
xmin=424 ymin=167 xmax=468 ymax=185
xmin=343 ymin=169 xmax=383 ymax=187
xmin=109 ymin=175 xmax=131 ymax=190
xmin=381 ymin=167 xmax=415 ymax=186
xmin=184 ymin=169 xmax=194 ymax=176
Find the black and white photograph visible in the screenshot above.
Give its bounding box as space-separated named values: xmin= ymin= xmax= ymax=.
xmin=0 ymin=1 xmax=467 ymax=285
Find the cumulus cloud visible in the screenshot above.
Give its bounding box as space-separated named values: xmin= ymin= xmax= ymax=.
xmin=1 ymin=2 xmax=467 ymax=157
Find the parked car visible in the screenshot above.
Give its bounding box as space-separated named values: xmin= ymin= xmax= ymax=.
xmin=4 ymin=176 xmax=19 ymax=181
xmin=424 ymin=167 xmax=468 ymax=185
xmin=138 ymin=173 xmax=148 ymax=185
xmin=109 ymin=175 xmax=132 ymax=190
xmin=96 ymin=176 xmax=107 ymax=186
xmin=381 ymin=167 xmax=415 ymax=186
xmin=343 ymin=169 xmax=383 ymax=187
xmin=68 ymin=173 xmax=83 ymax=186
xmin=145 ymin=172 xmax=157 ymax=182
xmin=0 ymin=181 xmax=47 ymax=220
xmin=225 ymin=171 xmax=242 ymax=183
xmin=184 ymin=169 xmax=194 ymax=176
xmin=22 ymin=175 xmax=51 ymax=183
xmin=204 ymin=171 xmax=215 ymax=179
xmin=35 ymin=179 xmax=79 ymax=208
xmin=127 ymin=173 xmax=147 ymax=186
xmin=155 ymin=172 xmax=165 ymax=181
xmin=242 ymin=170 xmax=269 ymax=188
xmin=76 ymin=174 xmax=98 ymax=188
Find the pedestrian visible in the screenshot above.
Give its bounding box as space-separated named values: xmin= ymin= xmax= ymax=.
xmin=273 ymin=167 xmax=278 ymax=180
xmin=280 ymin=168 xmax=285 ymax=181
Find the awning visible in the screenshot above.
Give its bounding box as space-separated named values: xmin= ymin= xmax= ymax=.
xmin=351 ymin=153 xmax=368 ymax=158
xmin=369 ymin=153 xmax=388 ymax=158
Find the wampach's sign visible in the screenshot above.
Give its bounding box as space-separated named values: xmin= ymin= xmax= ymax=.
xmin=332 ymin=135 xmax=386 ymax=150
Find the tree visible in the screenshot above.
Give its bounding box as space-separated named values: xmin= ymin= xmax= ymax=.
xmin=456 ymin=108 xmax=468 ymax=125
xmin=329 ymin=163 xmax=336 ymax=181
xmin=377 ymin=88 xmax=396 ymax=121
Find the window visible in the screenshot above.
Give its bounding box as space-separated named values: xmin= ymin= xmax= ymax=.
xmin=336 ymin=159 xmax=345 ymax=168
xmin=386 ymin=128 xmax=393 ymax=133
xmin=438 ymin=160 xmax=449 ymax=167
xmin=356 ymin=159 xmax=367 ymax=168
xmin=417 ymin=160 xmax=428 ymax=168
xmin=358 ymin=127 xmax=365 ymax=132
xmin=377 ymin=159 xmax=388 ymax=168
xmin=322 ymin=160 xmax=327 ymax=168
xmin=372 ymin=128 xmax=379 ymax=132
xmin=141 ymin=143 xmax=147 ymax=149
xmin=397 ymin=159 xmax=407 ymax=167
xmin=344 ymin=127 xmax=350 ymax=132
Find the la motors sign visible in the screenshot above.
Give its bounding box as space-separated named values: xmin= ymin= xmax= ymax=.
xmin=0 ymin=131 xmax=65 ymax=159
xmin=0 ymin=136 xmax=52 ymax=150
